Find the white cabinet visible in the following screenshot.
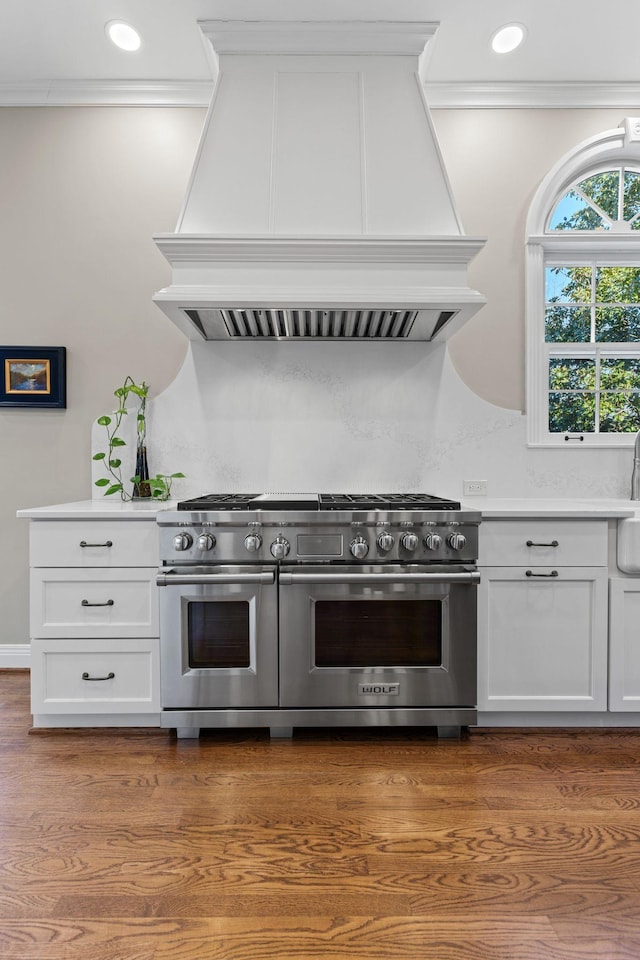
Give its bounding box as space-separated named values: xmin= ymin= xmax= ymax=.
xmin=30 ymin=568 xmax=158 ymax=639
xmin=478 ymin=520 xmax=609 ymax=713
xmin=28 ymin=517 xmax=160 ymax=725
xmin=609 ymin=578 xmax=640 ymax=711
xmin=30 ymin=638 xmax=158 ymax=714
xmin=29 ymin=519 xmax=158 ymax=567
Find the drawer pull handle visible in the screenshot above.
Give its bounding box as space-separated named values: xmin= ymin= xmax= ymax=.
xmin=79 ymin=540 xmax=113 ymax=548
xmin=526 ymin=540 xmax=559 ymax=548
xmin=81 ymin=599 xmax=115 ymax=607
xmin=82 ymin=671 xmax=115 ymax=682
xmin=525 ymin=570 xmax=559 ymax=578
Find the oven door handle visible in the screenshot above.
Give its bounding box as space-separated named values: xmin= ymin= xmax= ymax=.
xmin=157 ymin=570 xmax=275 ymax=586
xmin=278 ymin=570 xmax=480 ymax=585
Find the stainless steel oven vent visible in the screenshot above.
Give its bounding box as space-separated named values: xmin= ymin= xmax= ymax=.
xmin=184 ymin=308 xmax=430 ymax=339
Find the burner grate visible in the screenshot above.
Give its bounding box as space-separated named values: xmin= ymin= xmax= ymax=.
xmin=177 ymin=492 xmax=461 ymax=511
xmin=176 ymin=494 xmax=257 ymax=511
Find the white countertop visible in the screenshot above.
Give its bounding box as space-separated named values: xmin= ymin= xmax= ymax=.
xmin=16 ymin=497 xmax=639 ymax=520
xmin=16 ymin=499 xmax=176 ymax=519
xmin=462 ymin=498 xmax=638 ymax=518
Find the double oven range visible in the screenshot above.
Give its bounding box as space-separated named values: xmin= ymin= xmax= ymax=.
xmin=157 ymin=493 xmax=481 ymax=738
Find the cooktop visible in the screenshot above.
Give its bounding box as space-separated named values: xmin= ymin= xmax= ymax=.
xmin=176 ymin=493 xmax=462 ymax=511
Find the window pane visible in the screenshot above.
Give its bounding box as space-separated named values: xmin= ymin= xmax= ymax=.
xmin=549 ymin=392 xmax=595 ymax=432
xmin=549 ymin=358 xmax=596 ymax=390
xmin=548 ymin=190 xmax=610 ymax=231
xmin=599 ymin=393 xmax=640 ymax=432
xmin=601 ymin=358 xmax=640 ymax=389
xmin=545 ymin=306 xmax=591 ymax=342
xmin=314 ymin=600 xmax=441 ymax=667
xmin=188 ymin=601 xmax=250 ymax=668
xmin=595 ymin=267 xmax=640 ymax=303
xmin=546 ymin=266 xmax=591 ymax=303
xmin=623 ymin=171 xmax=640 ymax=222
xmin=578 ymin=171 xmax=620 ymax=221
xmin=596 ymin=306 xmax=640 ymax=341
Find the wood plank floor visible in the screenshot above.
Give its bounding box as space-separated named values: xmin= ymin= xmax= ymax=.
xmin=3 ymin=671 xmax=640 ymax=959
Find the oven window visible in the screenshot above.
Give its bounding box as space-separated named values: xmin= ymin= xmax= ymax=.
xmin=314 ymin=599 xmax=441 ymax=667
xmin=187 ymin=601 xmax=250 ymax=668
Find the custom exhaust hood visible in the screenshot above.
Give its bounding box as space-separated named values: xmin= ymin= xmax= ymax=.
xmin=153 ymin=20 xmax=486 ymax=342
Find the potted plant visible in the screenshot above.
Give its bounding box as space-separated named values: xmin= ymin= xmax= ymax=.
xmin=93 ymin=376 xmax=184 ymax=501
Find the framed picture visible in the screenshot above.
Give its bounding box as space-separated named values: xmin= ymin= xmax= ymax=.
xmin=0 ymin=346 xmax=66 ymax=408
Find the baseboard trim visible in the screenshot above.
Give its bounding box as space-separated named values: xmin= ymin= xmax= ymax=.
xmin=0 ymin=645 xmax=30 ymax=668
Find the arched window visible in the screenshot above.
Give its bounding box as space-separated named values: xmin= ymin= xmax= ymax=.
xmin=526 ymin=119 xmax=640 ymax=446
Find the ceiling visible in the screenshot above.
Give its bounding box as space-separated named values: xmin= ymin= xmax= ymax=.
xmin=2 ymin=0 xmax=640 ymax=108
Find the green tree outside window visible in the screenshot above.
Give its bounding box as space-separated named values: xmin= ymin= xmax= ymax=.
xmin=545 ymin=168 xmax=640 ymax=433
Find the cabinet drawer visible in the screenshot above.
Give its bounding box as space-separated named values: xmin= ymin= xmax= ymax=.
xmin=30 ymin=637 xmax=159 ymax=714
xmin=31 ymin=568 xmax=158 ymax=638
xmin=479 ymin=519 xmax=608 ymax=567
xmin=30 ymin=520 xmax=158 ymax=568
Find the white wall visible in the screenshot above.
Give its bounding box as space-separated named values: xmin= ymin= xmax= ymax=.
xmin=0 ymin=107 xmax=199 ymax=647
xmin=435 ymin=108 xmax=637 ymax=411
xmin=148 ymin=338 xmax=629 ymax=502
xmin=1 ymin=104 xmax=636 ymax=648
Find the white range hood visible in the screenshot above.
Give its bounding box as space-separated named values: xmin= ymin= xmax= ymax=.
xmin=153 ymin=20 xmax=486 ymax=342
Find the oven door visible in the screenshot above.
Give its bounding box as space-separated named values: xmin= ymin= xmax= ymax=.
xmin=157 ymin=565 xmax=278 ymax=709
xmin=278 ymin=564 xmax=479 ymax=709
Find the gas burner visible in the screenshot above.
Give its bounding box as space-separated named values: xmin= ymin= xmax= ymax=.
xmin=177 ymin=494 xmax=256 ymax=511
xmin=318 ymin=494 xmax=461 ymax=511
xmin=177 ymin=493 xmax=321 ymax=511
xmin=177 ymin=492 xmax=461 ymax=511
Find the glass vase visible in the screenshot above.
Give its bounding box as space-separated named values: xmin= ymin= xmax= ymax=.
xmin=133 ymin=442 xmax=151 ymax=499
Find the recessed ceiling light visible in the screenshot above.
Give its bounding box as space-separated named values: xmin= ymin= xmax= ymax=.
xmin=491 ymin=23 xmax=526 ymax=54
xmin=105 ymin=20 xmax=142 ymax=52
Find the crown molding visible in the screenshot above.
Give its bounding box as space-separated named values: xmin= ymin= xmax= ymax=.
xmin=426 ymin=81 xmax=640 ymax=110
xmin=0 ymin=80 xmax=214 ymax=107
xmin=197 ymin=20 xmax=438 ymax=56
xmin=153 ymin=234 xmax=487 ymax=265
xmin=1 ymin=79 xmax=640 ymax=109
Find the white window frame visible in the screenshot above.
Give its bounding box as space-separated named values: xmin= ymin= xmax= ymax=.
xmin=526 ymin=118 xmax=640 ymax=447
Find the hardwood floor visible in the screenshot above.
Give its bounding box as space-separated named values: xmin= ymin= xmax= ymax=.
xmin=3 ymin=670 xmax=640 ymax=959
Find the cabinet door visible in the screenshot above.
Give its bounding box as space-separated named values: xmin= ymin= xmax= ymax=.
xmin=478 ymin=566 xmax=608 ymax=711
xmin=609 ymin=578 xmax=640 ymax=711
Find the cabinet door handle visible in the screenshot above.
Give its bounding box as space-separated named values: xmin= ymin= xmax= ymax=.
xmin=82 ymin=671 xmax=115 ymax=682
xmin=526 ymin=540 xmax=559 ymax=547
xmin=81 ymin=599 xmax=115 ymax=607
xmin=525 ymin=570 xmax=559 ymax=578
xmin=79 ymin=540 xmax=113 ymax=548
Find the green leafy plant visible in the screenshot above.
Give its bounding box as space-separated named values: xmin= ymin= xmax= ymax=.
xmin=145 ymin=472 xmax=186 ymax=501
xmin=93 ymin=377 xmax=184 ymax=500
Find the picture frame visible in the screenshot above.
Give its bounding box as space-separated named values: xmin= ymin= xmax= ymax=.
xmin=0 ymin=346 xmax=66 ymax=409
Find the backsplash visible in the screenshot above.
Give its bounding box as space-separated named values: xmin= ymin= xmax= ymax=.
xmin=93 ymin=341 xmax=631 ymax=502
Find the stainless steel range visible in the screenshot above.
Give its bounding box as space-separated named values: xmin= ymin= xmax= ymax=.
xmin=157 ymin=493 xmax=481 ymax=739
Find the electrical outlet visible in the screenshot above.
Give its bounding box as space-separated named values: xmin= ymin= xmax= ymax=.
xmin=463 ymin=480 xmax=488 ymax=496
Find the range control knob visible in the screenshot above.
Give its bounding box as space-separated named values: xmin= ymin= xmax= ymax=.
xmin=400 ymin=532 xmax=419 ymax=552
xmin=424 ymin=533 xmax=442 ymax=551
xmin=173 ymin=532 xmax=193 ymax=551
xmin=376 ymin=531 xmax=395 ymax=552
xmin=448 ymin=532 xmax=467 ymax=551
xmin=244 ymin=533 xmax=263 ymax=553
xmin=270 ymin=536 xmax=290 ymax=560
xmin=350 ymin=536 xmax=369 ymax=560
xmin=197 ymin=533 xmax=216 ymax=551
